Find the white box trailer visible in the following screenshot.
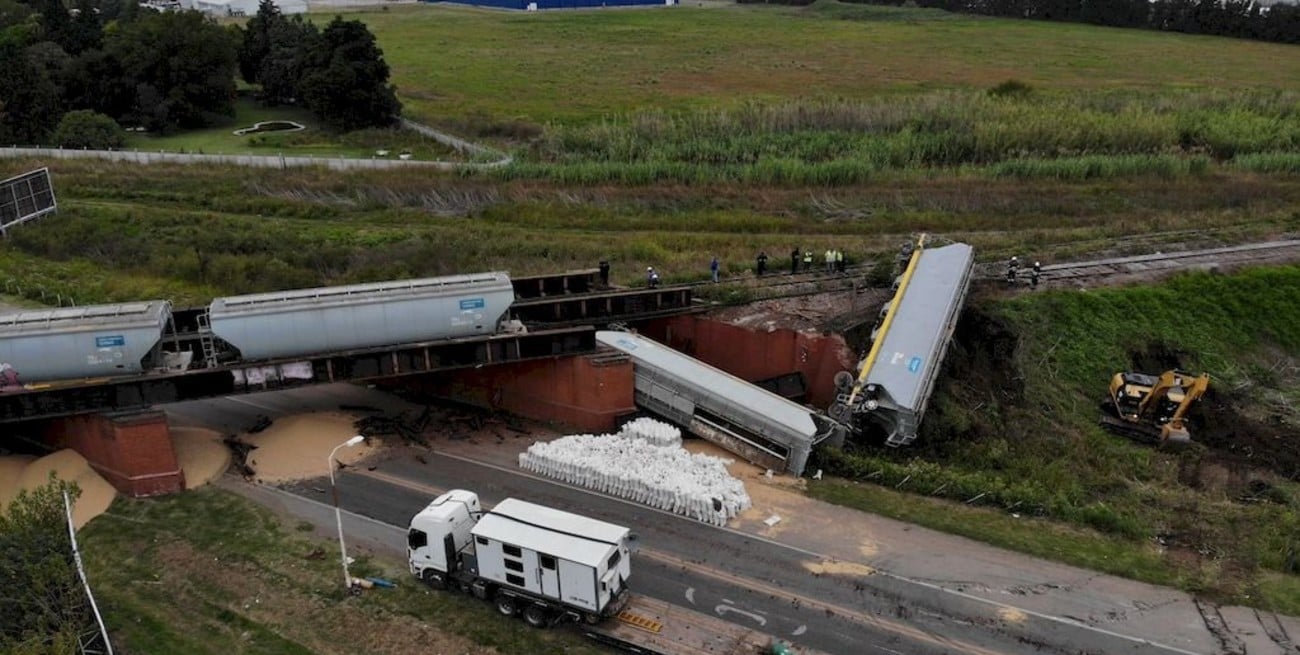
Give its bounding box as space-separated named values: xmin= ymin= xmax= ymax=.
xmin=408 ymin=490 xmax=631 ymax=626
xmin=409 ymin=490 xmax=817 ymax=655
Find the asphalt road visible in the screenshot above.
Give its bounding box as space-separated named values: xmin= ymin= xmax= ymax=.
xmin=168 ymin=385 xmax=1056 ymax=655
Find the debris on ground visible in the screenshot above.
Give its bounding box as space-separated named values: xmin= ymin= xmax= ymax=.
xmin=354 ymin=407 xmax=433 ymax=446
xmin=246 ymin=415 xmax=273 ymax=434
xmin=223 ymin=434 xmax=258 ymax=479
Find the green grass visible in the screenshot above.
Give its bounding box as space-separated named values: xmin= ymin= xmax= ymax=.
xmin=809 ymin=479 xmax=1186 ymax=587
xmin=322 ymin=3 xmax=1300 ymax=184
xmin=345 ymin=3 xmax=1300 ymax=127
xmin=122 ymin=98 xmax=461 ymax=160
xmin=80 ymin=487 xmax=607 ymax=655
xmin=1 ymin=157 xmax=1297 ymax=302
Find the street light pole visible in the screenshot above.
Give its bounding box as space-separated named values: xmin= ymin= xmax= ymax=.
xmin=329 ymin=435 xmax=366 ymax=592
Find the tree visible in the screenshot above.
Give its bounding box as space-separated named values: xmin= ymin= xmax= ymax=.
xmin=64 ymin=0 xmax=103 ymax=55
xmin=104 ymin=9 xmax=237 ymax=130
xmin=63 ymin=47 xmax=133 ymax=120
xmin=0 ymin=478 xmax=93 ymax=655
xmin=51 ymin=109 xmax=124 ymax=148
xmin=238 ymin=0 xmax=281 ymax=84
xmin=33 ymin=0 xmax=71 ymax=51
xmin=0 ymin=42 xmax=63 ymax=144
xmin=297 ymin=16 xmax=401 ymax=131
xmin=257 ymin=15 xmax=316 ymax=105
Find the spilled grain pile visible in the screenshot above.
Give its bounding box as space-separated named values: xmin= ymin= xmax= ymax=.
xmin=172 ymin=426 xmax=231 ymax=488
xmin=240 ymin=412 xmax=377 ymax=483
xmin=8 ymin=450 xmax=116 ymax=529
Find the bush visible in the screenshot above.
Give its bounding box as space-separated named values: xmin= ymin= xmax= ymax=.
xmin=51 ymin=110 xmax=126 ymax=150
xmin=988 ymin=79 xmax=1034 ymax=99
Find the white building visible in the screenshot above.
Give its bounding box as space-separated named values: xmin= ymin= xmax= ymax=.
xmin=183 ymin=0 xmax=307 ymax=16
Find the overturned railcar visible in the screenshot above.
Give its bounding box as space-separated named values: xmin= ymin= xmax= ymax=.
xmin=831 ymin=239 xmax=974 ymax=447
xmin=595 ymin=330 xmax=844 ymax=477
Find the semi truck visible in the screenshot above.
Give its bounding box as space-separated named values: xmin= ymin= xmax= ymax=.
xmin=407 ymin=490 xmax=816 ymax=655
xmin=408 ymin=489 xmax=631 ymax=626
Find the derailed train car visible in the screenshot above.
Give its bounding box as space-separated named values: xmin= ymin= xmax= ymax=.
xmin=830 ymin=237 xmax=974 ymax=447
xmin=595 ymin=330 xmax=844 ymax=477
xmin=0 ymin=272 xmax=515 ymax=386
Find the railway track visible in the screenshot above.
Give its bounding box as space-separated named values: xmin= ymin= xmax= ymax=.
xmin=975 ymin=239 xmax=1300 ymax=290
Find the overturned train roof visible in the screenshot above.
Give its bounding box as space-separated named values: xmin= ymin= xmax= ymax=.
xmin=596 ymin=330 xmax=843 ymax=477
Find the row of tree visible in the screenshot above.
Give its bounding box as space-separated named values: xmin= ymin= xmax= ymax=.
xmin=240 ymin=0 xmax=400 ymax=132
xmin=0 ymin=0 xmax=401 ymax=147
xmin=747 ymin=0 xmax=1299 ymax=44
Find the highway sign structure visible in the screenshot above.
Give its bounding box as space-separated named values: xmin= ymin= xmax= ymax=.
xmin=0 ymin=168 xmax=57 ymax=237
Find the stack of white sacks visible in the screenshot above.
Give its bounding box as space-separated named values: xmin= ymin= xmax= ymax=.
xmin=519 ymin=418 xmax=750 ymax=526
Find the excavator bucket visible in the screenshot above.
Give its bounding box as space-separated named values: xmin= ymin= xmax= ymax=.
xmin=1160 ymin=423 xmax=1193 ymax=448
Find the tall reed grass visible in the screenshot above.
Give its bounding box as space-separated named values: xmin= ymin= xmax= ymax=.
xmin=494 ymin=89 xmax=1299 ymax=185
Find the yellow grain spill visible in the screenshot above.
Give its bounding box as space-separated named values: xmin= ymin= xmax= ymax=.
xmin=172 ymin=426 xmax=231 ymax=488
xmin=803 ymin=559 xmax=876 ymax=577
xmin=11 ymin=450 xmax=116 ymax=529
xmin=241 ymin=412 xmax=378 ymax=483
xmin=998 ymin=606 xmax=1028 ymax=623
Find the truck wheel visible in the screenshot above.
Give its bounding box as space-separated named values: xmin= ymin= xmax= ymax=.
xmin=523 ymin=605 xmax=550 ymax=628
xmin=495 ymin=593 xmax=517 ymax=617
xmin=582 ymin=612 xmax=601 ymax=625
xmin=421 ymin=570 xmax=445 ymax=590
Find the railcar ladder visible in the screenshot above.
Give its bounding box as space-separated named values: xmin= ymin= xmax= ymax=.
xmin=196 ymin=310 xmax=219 ymax=369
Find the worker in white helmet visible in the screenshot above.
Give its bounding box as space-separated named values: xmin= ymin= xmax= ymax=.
xmin=646 ymin=266 xmax=660 ymax=289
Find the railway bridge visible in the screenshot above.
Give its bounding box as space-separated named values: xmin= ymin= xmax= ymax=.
xmin=1 ymin=270 xmax=706 ymax=495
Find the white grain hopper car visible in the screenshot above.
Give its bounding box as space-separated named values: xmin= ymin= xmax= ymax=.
xmin=830 ymin=239 xmax=974 ymax=446
xmin=0 ymin=301 xmax=175 ymax=383
xmin=209 ymin=272 xmax=515 ymax=361
xmin=0 ymin=272 xmax=516 ymax=385
xmin=408 ymin=490 xmax=631 ymax=627
xmin=594 ymin=330 xmax=845 ymax=477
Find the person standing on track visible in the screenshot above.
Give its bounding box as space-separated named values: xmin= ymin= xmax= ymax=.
xmin=598 ymin=260 xmax=610 ymax=287
xmin=836 ymin=249 xmax=845 ymax=273
xmin=790 ymin=248 xmax=800 ymax=275
xmin=710 ymin=256 xmax=720 ymax=283
xmin=803 ymin=250 xmax=813 ymax=272
xmin=647 ymin=266 xmax=660 ymax=289
xmin=757 ymin=251 xmax=768 ymax=277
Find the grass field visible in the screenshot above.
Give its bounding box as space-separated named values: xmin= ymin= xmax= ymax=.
xmin=123 ymin=98 xmax=463 ymax=160
xmin=354 ymin=3 xmax=1300 ymax=126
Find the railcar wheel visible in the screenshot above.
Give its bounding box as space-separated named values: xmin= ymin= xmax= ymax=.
xmin=834 ymin=370 xmax=854 ymax=393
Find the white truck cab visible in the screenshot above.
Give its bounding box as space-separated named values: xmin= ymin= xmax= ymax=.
xmin=408 ymin=489 xmax=483 ymax=587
